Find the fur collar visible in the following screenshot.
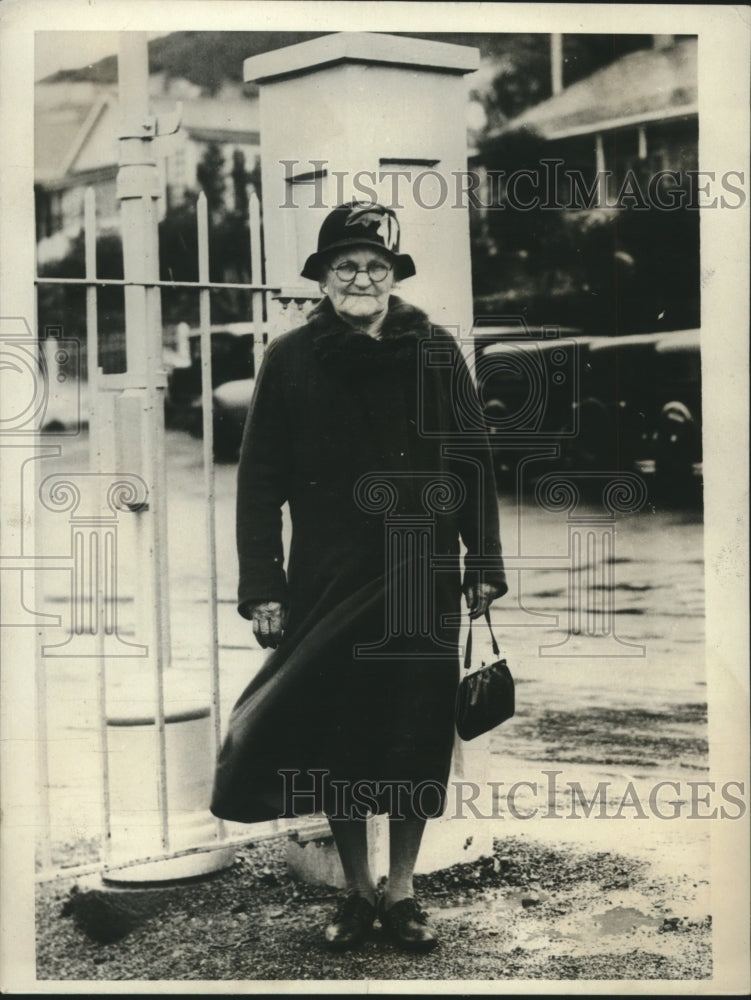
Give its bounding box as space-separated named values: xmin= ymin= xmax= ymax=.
xmin=306 ymin=295 xmax=432 ymax=371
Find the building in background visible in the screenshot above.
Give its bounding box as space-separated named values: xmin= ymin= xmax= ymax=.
xmin=34 ymin=76 xmax=260 ymax=264
xmin=469 ymin=35 xmax=701 ymax=482
xmin=470 ymin=35 xmax=700 ymax=336
xmin=494 ymin=35 xmax=697 ymax=199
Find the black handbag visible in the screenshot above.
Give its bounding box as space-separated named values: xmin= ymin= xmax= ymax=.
xmin=455 ymin=610 xmax=515 ymax=741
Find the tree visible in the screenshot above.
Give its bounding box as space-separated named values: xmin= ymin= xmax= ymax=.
xmin=196 ymin=142 xmax=226 ymax=218
xmin=231 ymin=149 xmax=249 ymax=220
xmin=472 ymin=36 xmax=699 ymax=334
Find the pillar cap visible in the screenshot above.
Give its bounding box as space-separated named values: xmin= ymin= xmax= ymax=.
xmin=244 ymin=31 xmax=479 ymax=84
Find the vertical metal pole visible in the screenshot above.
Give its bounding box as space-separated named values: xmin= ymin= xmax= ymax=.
xmin=117 ymin=33 xmax=169 ymax=851
xmin=197 ymin=193 xmax=224 ymax=839
xmin=34 ymin=632 xmax=52 ymax=871
xmin=84 ymin=189 xmax=112 ymax=863
xmin=96 ymin=579 xmax=112 ymax=865
xmin=248 ymin=189 xmax=266 ymax=373
xmin=84 ymin=188 xmax=100 ymax=466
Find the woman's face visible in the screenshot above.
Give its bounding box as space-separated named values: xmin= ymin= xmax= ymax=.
xmin=319 ymin=246 xmax=395 ymax=326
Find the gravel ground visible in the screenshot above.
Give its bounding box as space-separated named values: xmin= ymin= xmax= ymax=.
xmin=36 ymin=834 xmax=711 ymax=983
xmin=33 ymin=430 xmax=713 ymax=986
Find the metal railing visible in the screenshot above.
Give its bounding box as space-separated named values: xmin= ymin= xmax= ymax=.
xmin=34 ymin=177 xmax=318 ymax=882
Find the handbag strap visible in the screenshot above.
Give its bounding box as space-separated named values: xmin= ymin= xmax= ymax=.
xmin=463 ymin=609 xmax=500 ymax=671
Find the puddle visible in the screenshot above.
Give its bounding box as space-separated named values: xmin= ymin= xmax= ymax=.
xmin=591 ymin=906 xmax=660 ymax=936
xmin=507 ymin=903 xmax=661 ymax=956
xmin=436 ymin=894 xmax=516 ymax=921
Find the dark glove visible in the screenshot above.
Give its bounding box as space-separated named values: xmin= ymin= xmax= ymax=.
xmin=248 ymin=600 xmax=287 ymax=649
xmin=463 ymin=582 xmax=505 ymax=621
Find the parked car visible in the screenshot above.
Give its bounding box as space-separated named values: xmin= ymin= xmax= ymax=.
xmin=173 ymin=318 xmax=703 ymax=482
xmin=165 ymin=322 xmax=263 ymax=460
xmin=478 ymin=325 xmax=702 ymax=485
xmin=473 ymin=323 xmax=588 ymax=476
xmin=190 ymin=375 xmax=254 ymax=461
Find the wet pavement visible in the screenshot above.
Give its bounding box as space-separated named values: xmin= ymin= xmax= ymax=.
xmin=31 ymin=427 xmax=713 ymax=980
xmin=34 ymin=429 xmax=707 ymax=873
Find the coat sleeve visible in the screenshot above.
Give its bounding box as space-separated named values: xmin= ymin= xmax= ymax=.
xmin=439 ymin=330 xmax=508 ymax=599
xmin=235 ymin=338 xmax=292 ymax=618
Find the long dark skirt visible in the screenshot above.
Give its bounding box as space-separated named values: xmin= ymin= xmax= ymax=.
xmin=211 ymin=569 xmax=461 ymax=824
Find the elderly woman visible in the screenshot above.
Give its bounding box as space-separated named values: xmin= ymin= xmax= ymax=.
xmin=212 ymin=201 xmax=507 ymax=953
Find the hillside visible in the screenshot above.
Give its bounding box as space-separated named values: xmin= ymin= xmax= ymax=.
xmin=42 ymin=31 xmax=666 ymax=121
xmin=43 ymin=32 xmax=332 ymax=95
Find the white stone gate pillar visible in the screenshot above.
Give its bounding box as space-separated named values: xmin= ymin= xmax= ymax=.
xmin=245 ymin=32 xmax=495 ymax=882
xmin=245 ymin=31 xmax=479 ymax=337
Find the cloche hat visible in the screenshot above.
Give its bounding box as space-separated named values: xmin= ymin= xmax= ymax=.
xmin=301 ymin=200 xmax=416 ymax=282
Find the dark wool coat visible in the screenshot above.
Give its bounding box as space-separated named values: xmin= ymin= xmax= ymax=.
xmin=211 ymin=295 xmax=507 ymax=824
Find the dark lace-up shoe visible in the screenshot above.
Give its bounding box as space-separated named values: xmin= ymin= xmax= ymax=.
xmin=378 ymin=896 xmax=438 ymax=952
xmin=324 ymin=890 xmax=377 ymax=951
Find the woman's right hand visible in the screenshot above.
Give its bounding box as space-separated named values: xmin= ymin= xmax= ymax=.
xmin=249 ymin=600 xmax=287 ymax=648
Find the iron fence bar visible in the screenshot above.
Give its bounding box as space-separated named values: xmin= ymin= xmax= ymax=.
xmin=34 ymin=641 xmax=53 ymax=873
xmin=249 ymin=189 xmax=266 ymax=377
xmin=196 ymin=192 xmax=225 ymax=842
xmin=95 ymin=580 xmax=112 ymax=867
xmin=34 ymin=822 xmax=298 ymax=884
xmin=147 ymin=271 xmax=171 ymax=855
xmin=245 ymin=191 xmax=286 ymax=838
xmin=84 ymin=187 xmax=113 ymax=868
xmin=33 ymin=216 xmax=55 ymax=872
xmin=34 ymin=277 xmax=281 ymax=292
xmin=148 ymin=282 xmax=173 ymax=683
xmin=84 ymin=189 xmax=101 ymax=457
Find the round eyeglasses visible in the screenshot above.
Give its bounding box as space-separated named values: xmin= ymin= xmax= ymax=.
xmin=330 ymin=261 xmax=393 ymax=283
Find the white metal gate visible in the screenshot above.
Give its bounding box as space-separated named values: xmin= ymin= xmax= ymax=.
xmin=33 ymin=35 xmax=317 ymax=883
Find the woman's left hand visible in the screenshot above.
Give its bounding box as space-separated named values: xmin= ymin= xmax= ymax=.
xmin=464 ymin=582 xmax=504 ymax=620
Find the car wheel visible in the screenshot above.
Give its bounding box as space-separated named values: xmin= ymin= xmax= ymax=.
xmin=653 ymin=401 xmax=699 ymax=485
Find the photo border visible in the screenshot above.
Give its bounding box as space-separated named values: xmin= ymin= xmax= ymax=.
xmin=1 ymin=1 xmax=748 ymax=994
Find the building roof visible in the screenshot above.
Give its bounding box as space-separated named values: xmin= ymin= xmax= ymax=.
xmin=34 ymin=82 xmax=116 ymax=184
xmin=500 ymin=38 xmax=697 ymax=140
xmin=35 ymin=84 xmax=261 ymax=187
